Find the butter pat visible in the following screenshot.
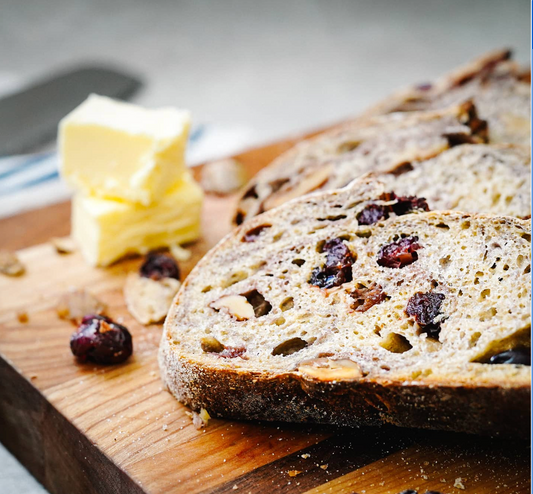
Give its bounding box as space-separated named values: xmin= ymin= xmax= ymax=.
xmin=60 ymin=94 xmax=191 ymax=205
xmin=72 ymin=172 xmax=203 ymax=266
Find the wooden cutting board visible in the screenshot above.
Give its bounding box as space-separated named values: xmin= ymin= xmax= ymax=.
xmin=0 ymin=134 xmax=530 ymax=494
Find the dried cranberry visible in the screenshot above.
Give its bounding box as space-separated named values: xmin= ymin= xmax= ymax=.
xmin=377 ymin=236 xmax=422 ymax=268
xmin=218 ymin=346 xmax=246 ymax=358
xmin=242 ymin=224 xmax=271 ymax=242
xmin=357 ymin=204 xmax=388 ymax=225
xmin=309 ymin=237 xmax=355 ymax=288
xmin=351 ymin=283 xmax=387 ymax=312
xmin=405 ymin=292 xmax=445 ymax=339
xmin=391 ymin=196 xmax=429 ymax=216
xmin=358 ymin=193 xmax=429 ymax=226
xmin=489 ymin=349 xmax=530 ymax=365
xmin=70 ymin=315 xmax=132 ymax=364
xmin=140 ymin=252 xmax=180 ymax=281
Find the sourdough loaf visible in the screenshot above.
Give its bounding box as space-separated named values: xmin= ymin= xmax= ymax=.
xmin=160 ymin=177 xmax=531 ymax=436
xmin=235 ymin=102 xmax=487 ymax=223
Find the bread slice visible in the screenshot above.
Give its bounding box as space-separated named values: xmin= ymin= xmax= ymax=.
xmin=160 ymin=177 xmax=531 ymax=436
xmin=235 ymin=101 xmax=487 ymax=224
xmin=362 ymin=48 xmax=531 ymax=146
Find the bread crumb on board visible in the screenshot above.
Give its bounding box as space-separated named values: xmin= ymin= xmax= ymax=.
xmin=51 ymin=236 xmax=76 ymax=254
xmin=287 ymin=470 xmax=302 ymax=477
xmin=0 ymin=250 xmax=25 ymax=276
xmin=185 ymin=408 xmax=211 ymax=429
xmin=56 ymin=288 xmax=107 ymax=323
xmin=124 ymin=272 xmax=180 ymax=325
xmin=17 ymin=311 xmax=29 ymax=323
xmin=454 ymin=477 xmax=466 ymax=489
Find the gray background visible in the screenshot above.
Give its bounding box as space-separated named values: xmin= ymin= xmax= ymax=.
xmin=0 ymin=0 xmax=530 ymax=492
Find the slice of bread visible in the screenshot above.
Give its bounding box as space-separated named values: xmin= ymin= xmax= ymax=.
xmin=235 ymin=102 xmax=487 ymax=224
xmin=160 ymin=177 xmax=531 ymax=436
xmin=363 ymin=48 xmax=531 ymax=146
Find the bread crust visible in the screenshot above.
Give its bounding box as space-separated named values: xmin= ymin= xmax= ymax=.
xmin=159 ymin=338 xmax=531 ymax=437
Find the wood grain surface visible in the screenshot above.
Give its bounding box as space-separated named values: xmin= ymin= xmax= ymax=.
xmin=0 ymin=134 xmax=530 ymax=494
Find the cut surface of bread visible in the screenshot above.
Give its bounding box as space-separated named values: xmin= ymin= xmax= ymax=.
xmin=378 ymin=144 xmax=530 ymax=218
xmin=160 ymin=178 xmax=531 ymax=436
xmin=363 ymin=48 xmax=531 ymax=146
xmin=235 ymin=102 xmax=487 ymax=223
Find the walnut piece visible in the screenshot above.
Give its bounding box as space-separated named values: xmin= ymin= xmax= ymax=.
xmin=124 ymin=272 xmax=181 ymax=325
xmin=51 ymin=237 xmax=76 ymax=254
xmin=0 ymin=250 xmax=25 ymax=276
xmin=298 ymin=358 xmax=362 ymax=382
xmin=210 ymin=295 xmax=255 ymax=320
xmin=201 ymin=158 xmax=247 ymax=195
xmin=56 ymin=288 xmax=107 ymax=323
xmin=169 ymin=243 xmax=192 ymax=262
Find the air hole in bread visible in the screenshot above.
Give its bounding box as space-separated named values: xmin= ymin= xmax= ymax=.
xmin=292 ymin=258 xmax=305 ymax=267
xmin=380 ymin=333 xmax=412 ymax=354
xmin=280 ymin=297 xmax=294 ymax=311
xmin=273 ymin=232 xmax=284 ymax=242
xmin=318 ymin=215 xmax=348 ymax=222
xmin=222 ymin=271 xmax=249 ymax=288
xmin=469 ymin=331 xmax=482 ymax=347
xmin=389 ymin=161 xmax=414 ymax=176
xmin=242 ymin=185 xmax=259 ymax=200
xmin=234 ymin=211 xmax=245 ymax=225
xmin=242 ymin=224 xmax=271 ymax=242
xmin=435 ymin=222 xmax=450 ymax=230
xmin=492 ymin=193 xmax=501 ymax=206
xmin=355 ymin=230 xmax=372 ymax=238
xmin=520 ymin=233 xmax=531 ymax=242
xmin=479 ymin=289 xmax=491 ymax=300
xmin=201 ymin=336 xmax=224 ymax=353
xmin=241 ymin=289 xmax=272 ymax=317
xmin=272 ymin=337 xmax=308 ymax=356
xmin=201 ymin=285 xmax=213 ymax=293
xmin=461 ymin=221 xmax=471 ymax=230
xmin=275 ymin=317 xmax=286 ymax=326
xmin=337 ymin=140 xmax=361 ymax=154
xmin=479 ymin=307 xmax=498 ymax=322
xmin=524 ymin=264 xmax=531 ymax=274
xmin=439 ymin=255 xmax=451 ymax=268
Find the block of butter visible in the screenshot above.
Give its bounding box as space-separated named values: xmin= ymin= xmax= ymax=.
xmin=60 ymin=94 xmax=191 ymax=205
xmin=72 ymin=172 xmax=203 ymax=266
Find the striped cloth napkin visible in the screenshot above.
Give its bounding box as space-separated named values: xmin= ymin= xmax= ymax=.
xmin=0 ymin=123 xmax=257 ymax=220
